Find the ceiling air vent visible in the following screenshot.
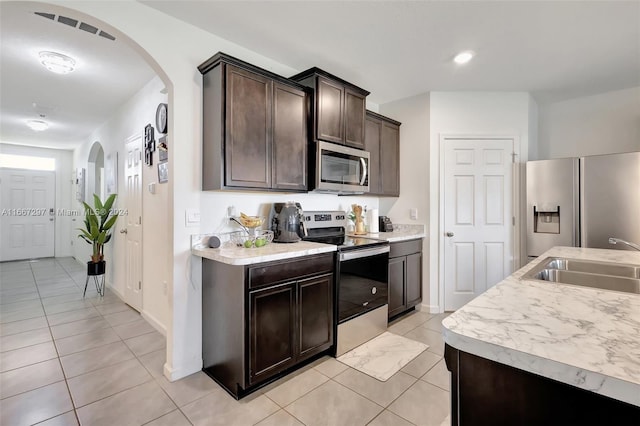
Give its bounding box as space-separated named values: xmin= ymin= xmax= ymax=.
xmin=98 ymin=31 xmax=115 ymax=41
xmin=57 ymin=15 xmax=78 ymax=28
xmin=34 ymin=12 xmax=54 ymax=20
xmin=34 ymin=12 xmax=116 ymax=42
xmin=78 ymin=22 xmax=98 ymax=35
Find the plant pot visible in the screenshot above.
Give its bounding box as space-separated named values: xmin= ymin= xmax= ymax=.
xmin=87 ymin=260 xmax=106 ymax=276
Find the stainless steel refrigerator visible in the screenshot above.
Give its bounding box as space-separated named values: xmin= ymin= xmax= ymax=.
xmin=526 ymin=151 xmax=640 ymax=259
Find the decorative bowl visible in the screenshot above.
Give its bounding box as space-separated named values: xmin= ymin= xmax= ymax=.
xmin=239 ymin=214 xmax=264 ymax=228
xmin=232 ymin=230 xmax=274 ymax=248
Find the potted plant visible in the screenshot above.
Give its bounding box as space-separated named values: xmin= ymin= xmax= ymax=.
xmin=77 ymin=193 xmax=119 ymax=276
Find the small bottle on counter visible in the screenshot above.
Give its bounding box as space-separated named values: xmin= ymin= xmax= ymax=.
xmin=363 ymin=206 xmax=368 ymax=233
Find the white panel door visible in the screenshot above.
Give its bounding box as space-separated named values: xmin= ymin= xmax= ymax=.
xmin=124 ymin=136 xmax=143 ymax=312
xmin=0 ymin=169 xmax=55 ymax=261
xmin=443 ymin=139 xmax=513 ymax=310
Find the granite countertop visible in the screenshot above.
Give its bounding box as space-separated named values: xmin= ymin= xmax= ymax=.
xmin=351 ymin=224 xmax=426 ymax=243
xmin=191 ymin=234 xmax=336 ymax=266
xmin=442 ymin=246 xmax=640 ymax=407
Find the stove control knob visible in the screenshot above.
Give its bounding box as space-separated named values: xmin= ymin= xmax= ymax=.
xmin=371 ymin=287 xmax=377 ymax=295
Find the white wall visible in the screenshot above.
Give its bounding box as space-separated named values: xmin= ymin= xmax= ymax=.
xmin=73 ymin=76 xmax=169 ymax=333
xmin=377 ymin=93 xmax=431 ymax=307
xmin=537 ymin=87 xmax=640 ymax=160
xmin=428 ymin=92 xmax=535 ymax=312
xmin=0 ymin=143 xmax=74 ymax=257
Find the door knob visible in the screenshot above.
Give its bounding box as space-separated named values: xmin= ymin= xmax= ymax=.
xmin=445 ymin=232 xmax=454 ymax=237
xmin=120 ymin=229 xmax=128 ymax=234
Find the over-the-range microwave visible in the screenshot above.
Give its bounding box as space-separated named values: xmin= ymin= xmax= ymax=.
xmin=314 ymin=141 xmax=369 ymax=194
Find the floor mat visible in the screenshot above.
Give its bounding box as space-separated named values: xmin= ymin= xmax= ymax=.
xmin=337 ymin=332 xmax=428 ymax=381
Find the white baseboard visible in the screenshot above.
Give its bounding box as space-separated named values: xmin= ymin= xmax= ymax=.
xmin=142 ymin=310 xmax=166 ymax=336
xmin=163 ymin=360 xmax=201 ymax=382
xmin=104 ymin=284 xmax=166 ymax=337
xmin=106 ymin=281 xmax=125 ymax=300
xmin=422 ymin=303 xmax=442 ymax=314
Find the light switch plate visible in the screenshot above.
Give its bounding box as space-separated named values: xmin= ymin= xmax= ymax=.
xmin=185 ymin=209 xmax=200 ymax=227
xmin=410 ymin=207 xmax=418 ymax=220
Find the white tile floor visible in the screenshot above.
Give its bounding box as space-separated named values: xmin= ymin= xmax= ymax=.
xmin=0 ymin=258 xmax=451 ymax=425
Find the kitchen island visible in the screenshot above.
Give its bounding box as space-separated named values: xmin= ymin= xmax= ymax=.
xmin=442 ymin=246 xmax=640 ymax=425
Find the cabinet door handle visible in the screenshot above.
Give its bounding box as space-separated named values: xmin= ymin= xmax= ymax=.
xmin=445 ymin=232 xmax=454 ymax=237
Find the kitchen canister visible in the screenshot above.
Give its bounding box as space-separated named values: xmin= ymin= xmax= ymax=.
xmin=368 ymin=208 xmax=379 ymax=233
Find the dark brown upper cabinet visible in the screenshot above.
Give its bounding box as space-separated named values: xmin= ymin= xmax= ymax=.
xmin=364 ymin=110 xmax=401 ymax=197
xmin=199 ymin=53 xmax=308 ymax=192
xmin=290 ymin=68 xmax=369 ymax=149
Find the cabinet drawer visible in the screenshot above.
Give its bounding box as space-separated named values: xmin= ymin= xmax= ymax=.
xmin=248 ymin=253 xmax=334 ymax=289
xmin=389 ymin=239 xmax=422 ymax=258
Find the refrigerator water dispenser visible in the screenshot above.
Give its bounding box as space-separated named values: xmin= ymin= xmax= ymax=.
xmin=533 ymin=206 xmax=560 ymax=234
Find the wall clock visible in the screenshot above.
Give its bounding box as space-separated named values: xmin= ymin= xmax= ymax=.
xmin=156 ymin=103 xmax=168 ymax=134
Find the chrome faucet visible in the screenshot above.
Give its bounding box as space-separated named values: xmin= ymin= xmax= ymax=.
xmin=608 ymin=237 xmax=640 ymax=251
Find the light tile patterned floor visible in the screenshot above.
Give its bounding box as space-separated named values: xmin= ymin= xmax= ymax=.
xmin=0 ymin=258 xmax=451 ymax=425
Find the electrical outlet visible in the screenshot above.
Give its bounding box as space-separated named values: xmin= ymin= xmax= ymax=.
xmin=227 ymin=205 xmax=236 ymax=218
xmin=163 ymin=281 xmax=168 ymax=295
xmin=410 ymin=207 xmax=418 ymax=220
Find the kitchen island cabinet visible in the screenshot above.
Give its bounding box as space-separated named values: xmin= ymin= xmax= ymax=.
xmin=199 ymin=53 xmax=308 ymax=192
xmin=202 ymin=252 xmax=335 ymax=398
xmin=290 ymin=67 xmax=369 ymax=149
xmin=442 ymin=246 xmax=640 ymax=424
xmin=365 ymin=111 xmax=401 ymax=197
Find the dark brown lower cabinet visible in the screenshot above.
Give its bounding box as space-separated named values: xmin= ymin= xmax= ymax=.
xmin=249 ymin=282 xmax=296 ymax=385
xmin=202 ymin=254 xmax=334 ymax=398
xmin=299 ymin=275 xmax=333 ymax=357
xmin=445 ymin=344 xmax=640 ymax=425
xmin=388 ymin=239 xmax=423 ymax=319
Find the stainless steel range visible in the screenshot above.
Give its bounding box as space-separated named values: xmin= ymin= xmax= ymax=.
xmin=303 ymin=211 xmax=389 ymax=356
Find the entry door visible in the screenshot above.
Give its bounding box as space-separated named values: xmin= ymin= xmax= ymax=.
xmin=124 ymin=136 xmax=143 ymax=311
xmin=0 ymin=169 xmax=55 ymax=261
xmin=443 ymin=139 xmax=513 ymax=310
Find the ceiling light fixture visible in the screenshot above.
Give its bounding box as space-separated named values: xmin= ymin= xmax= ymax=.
xmin=26 ymin=119 xmax=49 ymax=131
xmin=38 ymin=51 xmax=76 ymax=74
xmin=454 ymin=51 xmax=474 ymax=65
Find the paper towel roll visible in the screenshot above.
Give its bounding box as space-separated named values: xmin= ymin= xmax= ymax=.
xmin=368 ymin=209 xmax=379 ymax=233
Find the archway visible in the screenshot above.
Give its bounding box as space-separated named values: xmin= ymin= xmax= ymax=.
xmin=28 ymin=2 xmax=180 ymax=382
xmin=87 ymin=141 xmax=104 ymax=201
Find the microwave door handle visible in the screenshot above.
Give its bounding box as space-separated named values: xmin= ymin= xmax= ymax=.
xmin=359 ymin=158 xmax=367 ymax=186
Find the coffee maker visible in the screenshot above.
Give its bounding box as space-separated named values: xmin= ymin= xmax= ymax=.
xmin=271 ymin=202 xmax=306 ymax=243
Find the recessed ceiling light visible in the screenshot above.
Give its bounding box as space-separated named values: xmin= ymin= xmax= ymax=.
xmin=39 ymin=51 xmax=76 ymax=74
xmin=454 ymin=51 xmax=474 ymax=65
xmin=26 ymin=120 xmax=49 ymax=131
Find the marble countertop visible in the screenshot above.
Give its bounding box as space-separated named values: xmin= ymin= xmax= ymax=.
xmin=442 ymin=246 xmax=640 ymax=407
xmin=191 ymin=234 xmax=336 ymax=266
xmin=350 ymin=224 xmax=426 ymax=243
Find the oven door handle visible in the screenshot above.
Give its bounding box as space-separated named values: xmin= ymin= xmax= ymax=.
xmin=340 ymin=245 xmax=389 ymax=261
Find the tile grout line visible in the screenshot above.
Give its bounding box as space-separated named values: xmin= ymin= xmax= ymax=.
xmin=54 ymin=258 xmax=173 ymax=423
xmin=30 ymin=258 xmax=83 ymax=426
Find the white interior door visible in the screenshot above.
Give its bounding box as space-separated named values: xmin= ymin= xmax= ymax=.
xmin=0 ymin=169 xmax=55 ymax=261
xmin=124 ymin=136 xmax=143 ymax=311
xmin=443 ymin=139 xmax=514 ymax=310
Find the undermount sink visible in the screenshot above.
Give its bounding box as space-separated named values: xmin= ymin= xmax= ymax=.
xmin=523 ymin=257 xmax=640 ymax=294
